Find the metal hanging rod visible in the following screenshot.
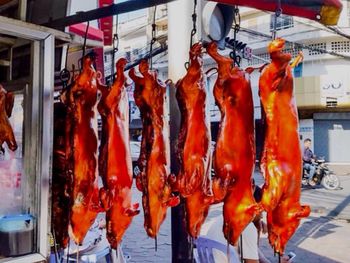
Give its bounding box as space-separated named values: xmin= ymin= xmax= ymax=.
xmin=44 ymin=0 xmax=178 ymax=29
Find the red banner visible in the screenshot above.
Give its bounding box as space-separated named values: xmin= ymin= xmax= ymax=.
xmin=210 ymin=0 xmax=342 ymax=26
xmin=98 ymin=0 xmax=114 ymax=46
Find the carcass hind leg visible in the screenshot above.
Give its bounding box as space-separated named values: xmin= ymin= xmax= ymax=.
xmin=163 ymin=184 xmax=180 ymax=207
xmin=223 ymin=196 xmax=259 ymax=244
xmin=212 ymin=169 xmax=231 ymax=203
xmin=187 ymin=162 xmax=204 ymax=195
xmin=261 ymin=161 xmax=283 ymax=211
xmin=136 ymin=172 xmax=145 ymax=192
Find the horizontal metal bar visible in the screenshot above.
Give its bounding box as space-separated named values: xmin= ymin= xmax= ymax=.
xmin=0 ymin=15 xmax=71 ymax=42
xmin=125 ymin=45 xmax=168 ymax=71
xmin=103 ymin=45 xmax=168 ymax=83
xmin=0 ymin=36 xmax=16 ymax=45
xmin=0 ymin=59 xmax=11 ymax=66
xmin=45 ymin=0 xmax=178 ymax=29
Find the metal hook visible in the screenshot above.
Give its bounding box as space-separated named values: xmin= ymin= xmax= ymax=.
xmin=272 ymin=0 xmax=283 ymax=40
xmin=149 ymin=6 xmax=157 ymax=69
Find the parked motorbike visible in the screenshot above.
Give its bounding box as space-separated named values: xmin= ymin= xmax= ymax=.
xmin=302 ymin=159 xmax=340 ymax=190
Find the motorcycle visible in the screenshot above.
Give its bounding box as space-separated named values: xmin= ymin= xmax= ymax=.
xmin=302 ymin=158 xmax=340 ymax=190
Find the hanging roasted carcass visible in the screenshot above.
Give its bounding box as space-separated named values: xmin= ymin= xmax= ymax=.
xmin=64 ymin=56 xmax=101 ymax=245
xmin=98 ymin=58 xmax=139 ymax=248
xmin=259 ymin=38 xmax=310 ymax=253
xmin=129 ymin=60 xmax=179 ymax=238
xmin=52 ymin=102 xmax=70 ymax=248
xmin=175 ymin=43 xmax=212 ymax=238
xmin=207 ymin=42 xmax=258 ymax=244
xmin=129 ymin=67 xmax=153 ymax=193
xmin=0 ymin=84 xmax=17 ymax=153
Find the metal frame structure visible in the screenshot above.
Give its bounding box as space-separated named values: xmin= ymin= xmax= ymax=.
xmin=45 ymin=0 xmax=178 ymax=28
xmin=0 ymin=15 xmax=57 ymax=263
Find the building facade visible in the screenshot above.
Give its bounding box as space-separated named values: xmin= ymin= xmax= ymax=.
xmin=104 ymin=1 xmax=350 ymax=172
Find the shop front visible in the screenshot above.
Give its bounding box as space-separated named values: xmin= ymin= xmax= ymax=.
xmin=0 ymin=16 xmax=68 ymax=262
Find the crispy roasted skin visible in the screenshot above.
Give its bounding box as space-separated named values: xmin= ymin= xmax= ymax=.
xmin=130 ymin=60 xmax=179 ymax=238
xmin=66 ymin=57 xmax=100 ymax=244
xmin=207 ymin=42 xmax=258 ymax=245
xmin=0 ymin=85 xmax=17 ymax=153
xmin=98 ymin=58 xmax=139 ymax=248
xmin=129 ymin=67 xmax=153 ymax=191
xmin=52 ymin=102 xmax=70 ymax=248
xmin=259 ymin=39 xmax=310 ymax=253
xmin=175 ymin=43 xmax=212 ymax=238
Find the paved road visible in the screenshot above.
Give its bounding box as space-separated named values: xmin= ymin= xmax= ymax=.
xmin=121 ymin=174 xmax=350 ymax=262
xmin=122 ymin=185 xmax=172 ymax=263
xmin=254 ymin=172 xmax=350 ymax=263
xmin=300 ymin=175 xmax=350 ymax=220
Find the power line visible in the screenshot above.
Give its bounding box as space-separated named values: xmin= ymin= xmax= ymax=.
xmin=238 ymin=26 xmax=350 ymax=60
xmin=326 ymin=26 xmax=350 ymax=41
xmin=261 ymin=10 xmax=350 ymax=42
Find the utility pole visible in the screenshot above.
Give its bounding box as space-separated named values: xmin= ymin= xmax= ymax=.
xmin=168 ymin=0 xmax=201 ymax=262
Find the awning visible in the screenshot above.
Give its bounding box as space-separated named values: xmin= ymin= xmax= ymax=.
xmin=210 ymin=0 xmax=343 ymax=26
xmin=69 ymin=23 xmax=104 ymax=42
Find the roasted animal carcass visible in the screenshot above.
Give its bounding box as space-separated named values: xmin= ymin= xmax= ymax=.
xmin=98 ymin=58 xmax=139 ymax=248
xmin=175 ymin=43 xmax=212 ymax=238
xmin=259 ymin=38 xmax=310 ymax=253
xmin=0 ymin=85 xmax=17 ymax=153
xmin=129 ymin=67 xmax=153 ymax=192
xmin=52 ymin=102 xmax=70 ymax=248
xmin=65 ymin=56 xmax=101 ymax=244
xmin=207 ymin=42 xmax=258 ymax=245
xmin=129 ymin=60 xmax=179 ymax=238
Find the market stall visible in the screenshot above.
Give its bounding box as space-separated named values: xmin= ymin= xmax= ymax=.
xmin=0 ymin=0 xmax=347 ymax=262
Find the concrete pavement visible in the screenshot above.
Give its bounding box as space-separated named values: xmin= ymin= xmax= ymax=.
xmin=121 ymin=174 xmax=350 ymax=262
xmin=259 ymin=215 xmax=350 ymax=263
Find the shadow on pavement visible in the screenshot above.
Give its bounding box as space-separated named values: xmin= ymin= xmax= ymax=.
xmin=261 ymin=215 xmax=345 ymax=262
xmin=260 ymin=236 xmax=343 ymax=263
xmin=293 ymin=216 xmax=340 ymax=244
xmin=327 ymin=194 xmax=350 ymax=217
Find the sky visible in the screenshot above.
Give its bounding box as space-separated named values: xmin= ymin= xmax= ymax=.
xmin=116 ymin=0 xmax=146 ymax=23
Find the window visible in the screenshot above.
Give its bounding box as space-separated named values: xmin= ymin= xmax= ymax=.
xmin=270 ymin=14 xmax=294 ymax=31
xmin=308 ymin=43 xmax=326 ymax=56
xmin=331 ymin=41 xmax=350 ymax=53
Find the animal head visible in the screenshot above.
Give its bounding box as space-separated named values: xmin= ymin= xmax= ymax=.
xmin=190 ymin=42 xmax=203 ymax=59
xmin=206 ymin=41 xmax=218 ymax=55
xmin=116 ymin=57 xmax=128 ymax=70
xmin=139 ymin=59 xmax=149 ymax=75
xmin=268 ymin=38 xmax=286 ymax=53
xmin=83 ymin=56 xmax=94 ymax=69
xmin=268 ymin=38 xmax=292 ymax=63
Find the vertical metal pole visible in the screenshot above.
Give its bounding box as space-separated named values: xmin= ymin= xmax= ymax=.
xmin=17 ymin=0 xmax=27 ymax=21
xmin=39 ymin=35 xmax=55 ymax=257
xmin=168 ymin=1 xmax=197 ymax=262
xmin=6 ymin=47 xmax=12 ymax=81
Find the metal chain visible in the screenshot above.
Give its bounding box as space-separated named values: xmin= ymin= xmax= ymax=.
xmin=185 ymin=0 xmax=198 ymax=69
xmin=272 ymin=0 xmax=282 ymax=40
xmin=82 ymin=21 xmax=90 ymax=60
xmin=149 ymin=6 xmax=157 ymax=70
xmin=230 ymin=6 xmax=241 ymax=67
xmin=111 ymin=15 xmax=119 ymax=82
xmin=190 ymin=0 xmax=197 ymax=48
xmin=78 ymin=21 xmax=91 ymax=73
